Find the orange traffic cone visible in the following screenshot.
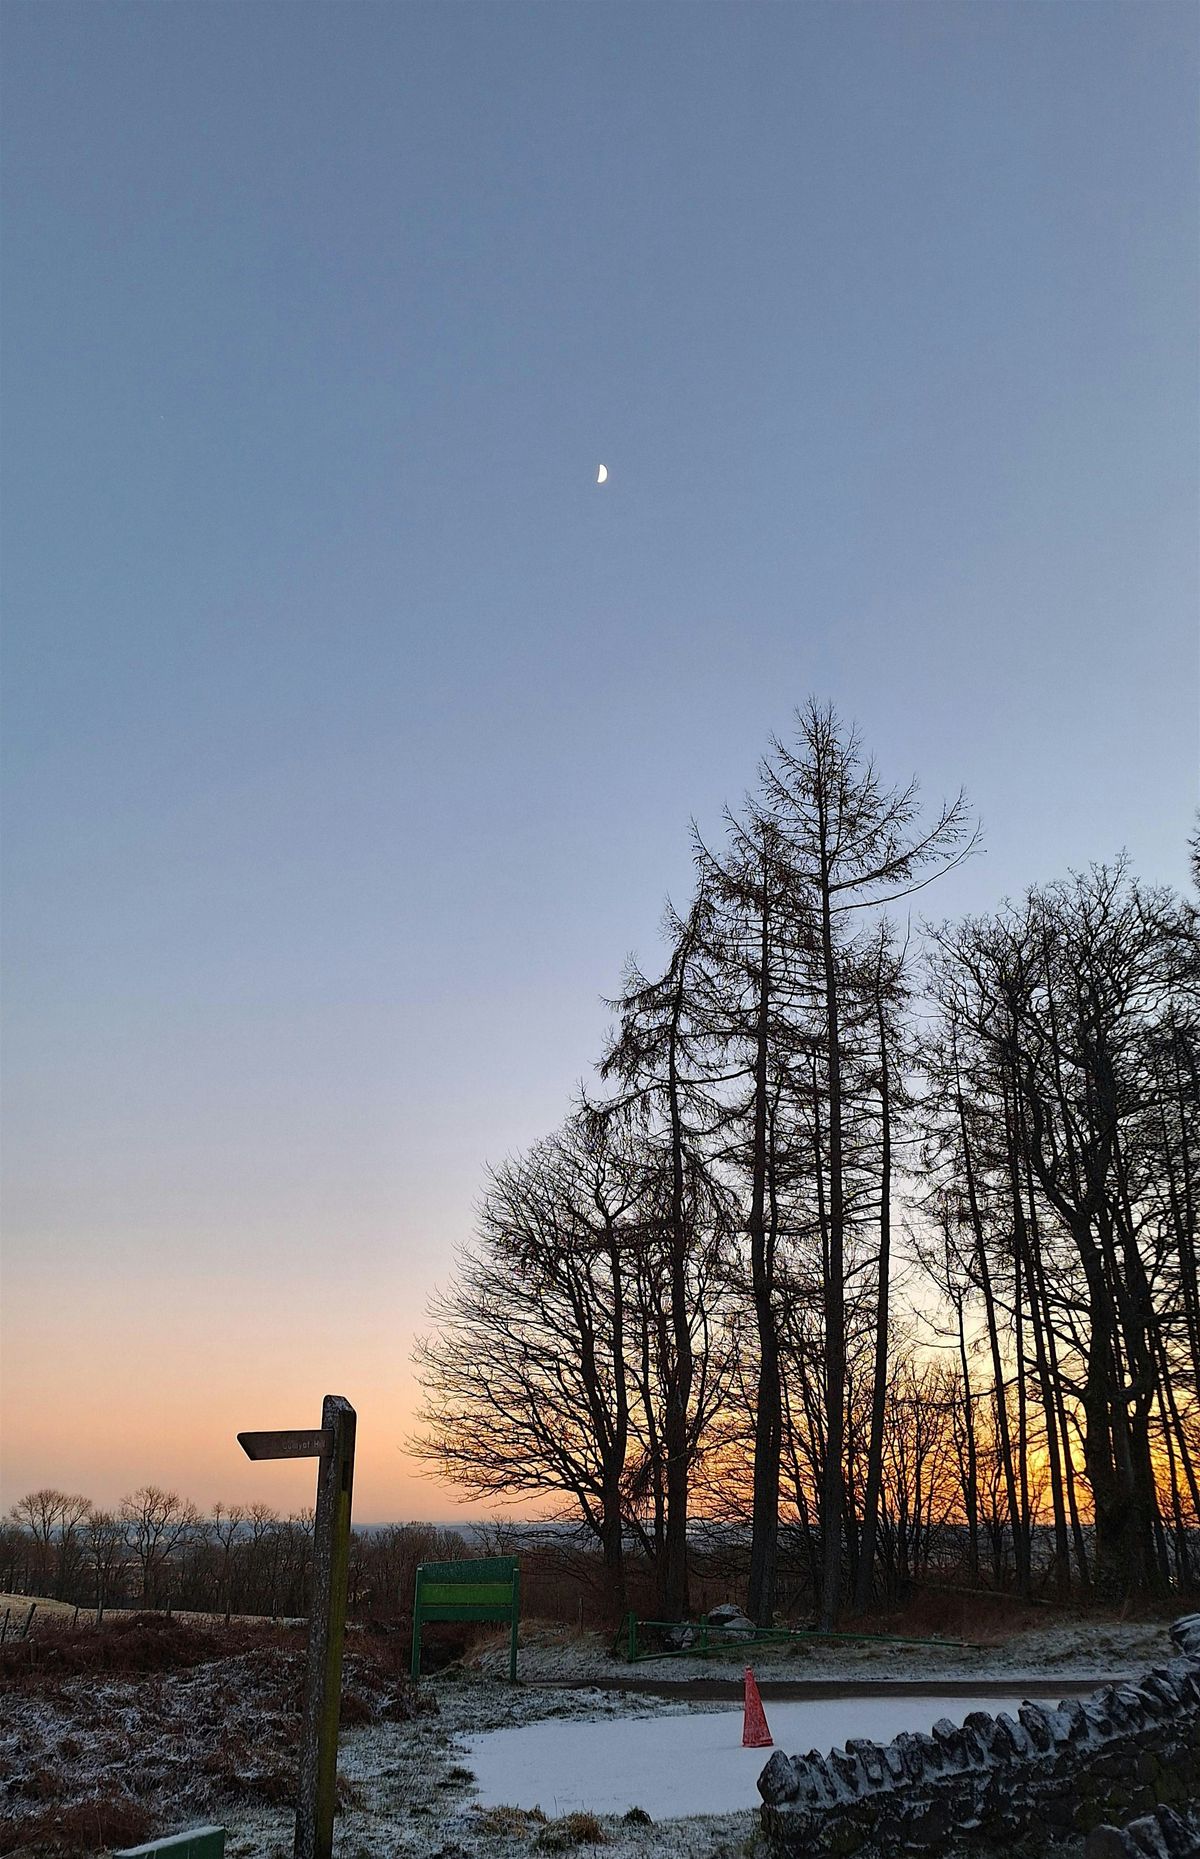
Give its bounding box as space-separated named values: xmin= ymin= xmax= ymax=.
xmin=742 ymin=1666 xmax=773 ymax=1748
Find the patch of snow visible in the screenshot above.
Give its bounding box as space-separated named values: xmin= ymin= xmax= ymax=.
xmin=219 ymin=1678 xmax=752 ymax=1859
xmin=460 ymin=1693 xmax=1037 ymax=1820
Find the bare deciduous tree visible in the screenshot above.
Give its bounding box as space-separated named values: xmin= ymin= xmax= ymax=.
xmin=119 ymin=1486 xmax=200 ymax=1606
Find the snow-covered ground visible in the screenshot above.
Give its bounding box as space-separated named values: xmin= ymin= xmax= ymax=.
xmin=467 ymin=1616 xmax=1167 ymax=1685
xmin=222 ymin=1677 xmax=754 ymax=1859
xmin=3 ymin=1615 xmax=1173 ymax=1857
xmin=461 ymin=1693 xmax=1035 ymax=1820
xmin=217 ymin=1618 xmax=1172 ymax=1859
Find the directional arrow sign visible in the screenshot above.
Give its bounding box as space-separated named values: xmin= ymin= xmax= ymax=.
xmin=237 ymin=1429 xmax=327 ymax=1461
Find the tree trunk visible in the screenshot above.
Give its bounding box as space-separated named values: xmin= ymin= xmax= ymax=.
xmin=954 ymin=1289 xmax=980 ymax=1584
xmin=817 ymin=845 xmax=845 ymax=1632
xmin=1009 ymin=1083 xmax=1070 ymax=1595
xmin=957 ymin=1079 xmax=1026 ymax=1591
xmin=853 ymin=987 xmax=892 ymax=1612
xmin=660 ymin=962 xmax=693 ymax=1619
xmin=747 ymin=882 xmax=781 ymax=1626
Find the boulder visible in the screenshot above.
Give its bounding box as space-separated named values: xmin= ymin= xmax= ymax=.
xmin=705 ymin=1602 xmax=757 ymax=1641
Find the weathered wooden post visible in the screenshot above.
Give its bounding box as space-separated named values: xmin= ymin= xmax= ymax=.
xmin=238 ymin=1394 xmax=355 ymax=1859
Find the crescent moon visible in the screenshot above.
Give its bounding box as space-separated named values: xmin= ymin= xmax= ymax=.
xmin=596 ymin=464 xmax=608 ymax=484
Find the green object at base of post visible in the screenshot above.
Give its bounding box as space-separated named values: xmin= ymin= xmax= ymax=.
xmin=411 ymin=1556 xmax=520 ymax=1682
xmin=114 ymin=1828 xmax=225 ymax=1859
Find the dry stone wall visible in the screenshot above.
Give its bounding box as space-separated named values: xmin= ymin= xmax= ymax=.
xmin=758 ymin=1614 xmax=1200 ymax=1857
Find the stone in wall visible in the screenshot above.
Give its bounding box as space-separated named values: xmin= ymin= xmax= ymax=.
xmin=1083 ymin=1803 xmax=1200 ymax=1858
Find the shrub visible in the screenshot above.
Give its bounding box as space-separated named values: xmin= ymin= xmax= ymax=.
xmin=0 ymin=1794 xmax=154 ymax=1857
xmin=536 ymin=1810 xmax=607 ymax=1850
xmin=474 ymin=1804 xmax=548 ymax=1836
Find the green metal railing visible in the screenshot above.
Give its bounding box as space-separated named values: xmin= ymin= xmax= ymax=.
xmin=623 ymin=1612 xmax=985 ymax=1661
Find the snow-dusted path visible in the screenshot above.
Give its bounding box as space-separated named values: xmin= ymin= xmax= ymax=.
xmin=462 ymin=1692 xmax=1034 ymax=1819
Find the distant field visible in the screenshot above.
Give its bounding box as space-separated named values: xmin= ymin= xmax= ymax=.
xmin=0 ymin=1593 xmax=302 ymax=1628
xmin=0 ymin=1592 xmax=75 ymax=1620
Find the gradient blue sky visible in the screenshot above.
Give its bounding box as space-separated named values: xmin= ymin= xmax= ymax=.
xmin=2 ymin=1 xmax=1196 ymax=1518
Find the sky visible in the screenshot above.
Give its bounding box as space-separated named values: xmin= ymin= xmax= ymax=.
xmin=2 ymin=0 xmax=1196 ymax=1524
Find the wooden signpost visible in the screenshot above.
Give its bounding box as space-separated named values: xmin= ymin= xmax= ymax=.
xmin=238 ymin=1395 xmax=355 ymax=1859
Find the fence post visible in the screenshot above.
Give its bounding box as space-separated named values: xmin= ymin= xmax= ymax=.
xmin=508 ymin=1562 xmax=520 ymax=1683
xmin=410 ymin=1583 xmax=423 ymax=1680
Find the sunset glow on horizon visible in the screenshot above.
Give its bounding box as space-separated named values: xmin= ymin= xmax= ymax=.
xmin=2 ymin=1289 xmax=532 ymax=1523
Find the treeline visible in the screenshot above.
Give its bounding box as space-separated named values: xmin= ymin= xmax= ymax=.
xmin=413 ymin=702 xmax=1200 ymax=1623
xmin=1 ymin=1486 xmax=467 ymax=1621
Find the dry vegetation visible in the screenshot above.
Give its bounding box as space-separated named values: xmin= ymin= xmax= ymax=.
xmin=473 ymin=1804 xmax=611 ymax=1849
xmin=0 ymin=1614 xmax=432 ymax=1858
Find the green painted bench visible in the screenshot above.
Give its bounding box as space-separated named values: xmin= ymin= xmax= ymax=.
xmin=411 ymin=1554 xmax=520 ymax=1681
xmin=114 ymin=1830 xmax=225 ymax=1859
